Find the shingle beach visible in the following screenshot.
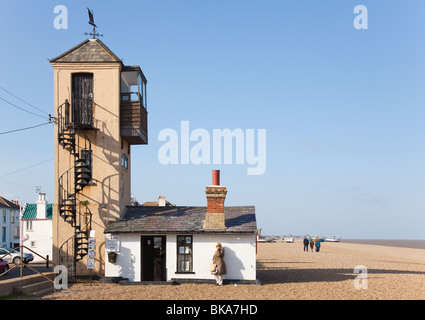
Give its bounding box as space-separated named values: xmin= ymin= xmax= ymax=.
xmin=42 ymin=241 xmax=425 ymax=300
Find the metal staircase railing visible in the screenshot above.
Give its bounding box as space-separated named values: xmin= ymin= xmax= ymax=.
xmin=57 ymin=100 xmax=94 ymax=281
xmin=58 ymin=205 xmax=92 ymax=281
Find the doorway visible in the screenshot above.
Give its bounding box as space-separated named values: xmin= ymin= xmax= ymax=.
xmin=141 ymin=236 xmax=166 ymax=281
xmin=72 ymin=73 xmax=94 ymax=126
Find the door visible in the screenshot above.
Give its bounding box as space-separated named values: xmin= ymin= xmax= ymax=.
xmin=72 ymin=73 xmax=94 ymax=126
xmin=141 ymin=236 xmax=166 ymax=281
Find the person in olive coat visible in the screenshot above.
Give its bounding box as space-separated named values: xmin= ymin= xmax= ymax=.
xmin=212 ymin=243 xmax=227 ymax=286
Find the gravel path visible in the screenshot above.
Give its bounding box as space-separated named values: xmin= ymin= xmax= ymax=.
xmin=41 ymin=241 xmax=425 ymax=300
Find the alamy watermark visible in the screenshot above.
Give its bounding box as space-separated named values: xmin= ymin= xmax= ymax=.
xmin=354 ymin=265 xmax=368 ymax=289
xmin=158 ymin=121 xmax=266 ymax=175
xmin=53 ymin=5 xmax=68 ymax=30
xmin=53 ymin=5 xmax=367 ymax=31
xmin=354 ymin=5 xmax=368 ymax=30
xmin=54 ymin=265 xmax=68 ymax=290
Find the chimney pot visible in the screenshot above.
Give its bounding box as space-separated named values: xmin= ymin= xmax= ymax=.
xmin=36 ymin=193 xmax=47 ymax=219
xmin=158 ymin=196 xmax=166 ymax=207
xmin=38 ymin=193 xmax=46 ymax=202
xmin=212 ymin=170 xmax=220 ymax=186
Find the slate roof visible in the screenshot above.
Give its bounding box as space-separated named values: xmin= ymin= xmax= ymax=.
xmin=104 ymin=206 xmax=256 ymax=234
xmin=21 ymin=203 xmax=53 ymax=220
xmin=0 ymin=196 xmax=19 ymax=209
xmin=49 ymin=39 xmax=122 ymax=63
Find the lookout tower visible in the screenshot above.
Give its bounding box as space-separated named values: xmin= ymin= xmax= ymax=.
xmin=50 ymin=38 xmax=148 ymax=279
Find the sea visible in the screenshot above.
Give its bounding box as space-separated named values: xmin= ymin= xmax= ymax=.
xmin=342 ymin=239 xmax=425 ymax=250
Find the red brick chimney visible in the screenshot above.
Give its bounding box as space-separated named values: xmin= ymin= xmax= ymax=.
xmin=204 ymin=170 xmax=227 ymax=230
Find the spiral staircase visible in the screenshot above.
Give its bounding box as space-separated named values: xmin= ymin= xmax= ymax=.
xmin=57 ymin=100 xmax=93 ymax=281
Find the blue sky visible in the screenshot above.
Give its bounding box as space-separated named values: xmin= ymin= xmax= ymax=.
xmin=1 ymin=0 xmax=425 ymax=239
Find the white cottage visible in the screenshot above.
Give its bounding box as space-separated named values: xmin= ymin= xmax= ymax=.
xmin=104 ymin=171 xmax=257 ymax=284
xmin=21 ymin=193 xmax=53 ymax=261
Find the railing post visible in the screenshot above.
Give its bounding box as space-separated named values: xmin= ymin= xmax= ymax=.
xmin=20 ymin=245 xmax=23 ymax=278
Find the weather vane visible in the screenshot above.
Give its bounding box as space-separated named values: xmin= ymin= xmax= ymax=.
xmin=84 ymin=8 xmax=103 ymax=39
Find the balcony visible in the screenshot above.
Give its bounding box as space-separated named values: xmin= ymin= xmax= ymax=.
xmin=120 ymin=66 xmax=148 ymax=145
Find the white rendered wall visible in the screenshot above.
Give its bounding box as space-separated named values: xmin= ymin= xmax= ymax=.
xmin=104 ymin=233 xmax=141 ymax=282
xmin=168 ymin=233 xmax=256 ymax=281
xmin=104 ymin=233 xmax=256 ymax=282
xmin=23 ymin=219 xmax=52 ymax=261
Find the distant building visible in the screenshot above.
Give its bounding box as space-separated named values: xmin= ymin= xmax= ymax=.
xmin=21 ymin=193 xmax=53 ymax=261
xmin=0 ymin=196 xmax=20 ymax=249
xmin=141 ymin=196 xmax=175 ymax=207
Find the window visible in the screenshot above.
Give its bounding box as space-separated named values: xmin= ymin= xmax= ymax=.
xmin=30 ymin=241 xmax=36 ymax=247
xmin=142 ymin=79 xmax=147 ymax=109
xmin=177 ymin=235 xmax=193 ymax=273
xmin=26 ymin=221 xmax=33 ymax=231
xmin=2 ymin=227 xmax=6 ymax=242
xmin=121 ymin=153 xmax=128 ymax=169
xmin=81 ymin=149 xmax=93 ymax=183
xmin=139 ymin=74 xmax=147 ymax=109
xmin=2 ymin=210 xmax=6 ymax=223
xmin=11 ymin=210 xmax=15 ymax=223
xmin=81 ymin=149 xmax=92 ymax=166
xmin=120 ymin=70 xmax=146 ymax=108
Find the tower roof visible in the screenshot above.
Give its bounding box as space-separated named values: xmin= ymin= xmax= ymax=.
xmin=49 ymin=38 xmax=122 ymax=63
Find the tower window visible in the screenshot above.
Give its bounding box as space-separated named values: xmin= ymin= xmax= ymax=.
xmin=81 ymin=149 xmax=93 ymax=183
xmin=121 ymin=154 xmax=128 ymax=169
xmin=121 ymin=68 xmax=147 ymax=109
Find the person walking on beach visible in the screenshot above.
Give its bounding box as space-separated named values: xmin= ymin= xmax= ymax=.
xmin=303 ymin=237 xmax=309 ymax=252
xmin=310 ymin=239 xmax=314 ymax=252
xmin=211 ymin=243 xmax=227 ymax=286
xmin=315 ymin=240 xmax=321 ymax=252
